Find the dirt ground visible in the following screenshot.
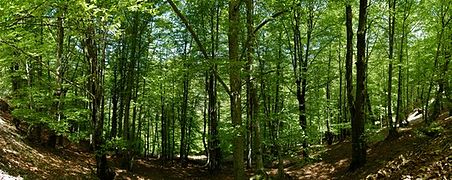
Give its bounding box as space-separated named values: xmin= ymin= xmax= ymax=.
xmin=0 ymin=113 xmax=96 ymax=179
xmin=275 ymin=112 xmax=452 ymax=179
xmin=112 ymin=158 xmax=239 ymax=180
xmin=0 ymin=110 xmax=450 ymax=179
xmin=0 ymin=111 xmax=239 ymax=180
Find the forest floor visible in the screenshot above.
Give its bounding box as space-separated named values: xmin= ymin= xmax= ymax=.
xmin=0 ymin=112 xmax=96 ymax=180
xmin=0 ymin=110 xmax=450 ymax=179
xmin=274 ymin=111 xmax=452 ymax=179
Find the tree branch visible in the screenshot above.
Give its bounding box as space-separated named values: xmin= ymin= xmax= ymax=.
xmin=254 ymin=10 xmax=289 ymax=34
xmin=239 ymin=9 xmax=289 ymax=62
xmin=0 ymin=40 xmax=94 ymax=98
xmin=166 ymin=0 xmax=232 ymax=97
xmin=167 ymin=0 xmax=208 ymax=58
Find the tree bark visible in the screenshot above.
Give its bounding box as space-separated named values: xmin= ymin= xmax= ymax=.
xmin=345 ymin=4 xmax=355 ymax=135
xmin=245 ymin=0 xmax=264 ymax=173
xmin=292 ymin=4 xmax=308 ymax=158
xmin=299 ymin=4 xmax=315 ymax=158
xmin=429 ymin=1 xmax=450 ymax=122
xmin=110 ymin=53 xmax=119 ymax=139
xmin=387 ymin=0 xmax=396 ymax=137
xmin=202 ymin=72 xmax=209 ymax=164
xmin=207 ymin=0 xmax=221 ymax=171
xmin=326 ymin=49 xmax=333 ymax=145
xmin=274 ymin=34 xmax=284 ymax=178
xmin=49 ymin=6 xmax=65 ymax=148
xmin=160 ymin=79 xmax=168 ymax=160
xmin=229 ymin=0 xmax=245 ymax=178
xmin=337 ymin=38 xmax=343 ymax=139
xmin=84 ymin=10 xmax=110 ymax=178
xmin=350 ymin=0 xmax=368 ymax=170
xmin=396 ymin=3 xmax=408 ymax=128
xmin=180 ymin=39 xmax=190 ymax=166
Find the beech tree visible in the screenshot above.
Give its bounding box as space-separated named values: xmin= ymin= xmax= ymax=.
xmin=1 ymin=0 xmax=450 ymax=178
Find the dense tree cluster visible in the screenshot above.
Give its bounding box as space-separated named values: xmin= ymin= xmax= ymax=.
xmin=0 ymin=0 xmax=450 ymax=179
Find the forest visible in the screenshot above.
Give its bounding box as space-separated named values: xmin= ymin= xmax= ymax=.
xmin=0 ymin=0 xmax=450 ymax=179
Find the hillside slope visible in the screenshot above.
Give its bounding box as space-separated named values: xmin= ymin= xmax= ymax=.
xmin=0 ymin=113 xmax=96 ymax=179
xmin=0 ymin=110 xmax=450 ymax=179
xmin=0 ymin=111 xmax=236 ymax=180
xmin=281 ymin=113 xmax=452 ymax=179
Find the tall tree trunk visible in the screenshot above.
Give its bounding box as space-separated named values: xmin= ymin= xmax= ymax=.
xmin=387 ymin=0 xmax=396 ymax=137
xmin=84 ymin=12 xmax=110 ymax=178
xmin=180 ymin=39 xmax=190 ymax=166
xmin=299 ymin=4 xmax=315 ymax=158
xmin=207 ymin=0 xmax=221 ymax=171
xmin=364 ymin=40 xmax=373 ymax=125
xmin=396 ymin=4 xmax=408 ymax=128
xmin=229 ymin=0 xmax=245 ymax=178
xmin=121 ymin=12 xmax=141 ymax=170
xmin=345 ymin=4 xmax=355 ymax=136
xmin=50 ymin=7 xmax=65 ymax=148
xmin=274 ymin=34 xmax=284 ymax=178
xmin=110 ymin=59 xmax=119 ymax=139
xmin=146 ymin=110 xmax=151 ymax=157
xmin=208 ymin=68 xmax=220 ymax=170
xmin=292 ymin=5 xmax=308 ymax=158
xmin=245 ymin=0 xmax=253 ymax=167
xmin=245 ymin=0 xmax=264 ymax=173
xmin=131 ymin=78 xmax=139 ymax=146
xmin=117 ymin=31 xmax=127 ymax=138
xmin=326 ymin=49 xmax=333 ymax=145
xmin=350 ymin=0 xmax=368 ymax=170
xmin=276 ymin=107 xmax=284 ymax=179
xmin=152 ymin=111 xmax=159 ymax=157
xmin=160 ymin=79 xmax=167 ymax=160
xmin=430 ymin=1 xmax=450 ymax=122
xmin=170 ymin=84 xmax=176 ymax=161
xmin=137 ymin=79 xmax=146 ymax=153
xmin=202 ymin=72 xmax=209 ymax=164
xmin=338 ymin=39 xmax=344 ymax=140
